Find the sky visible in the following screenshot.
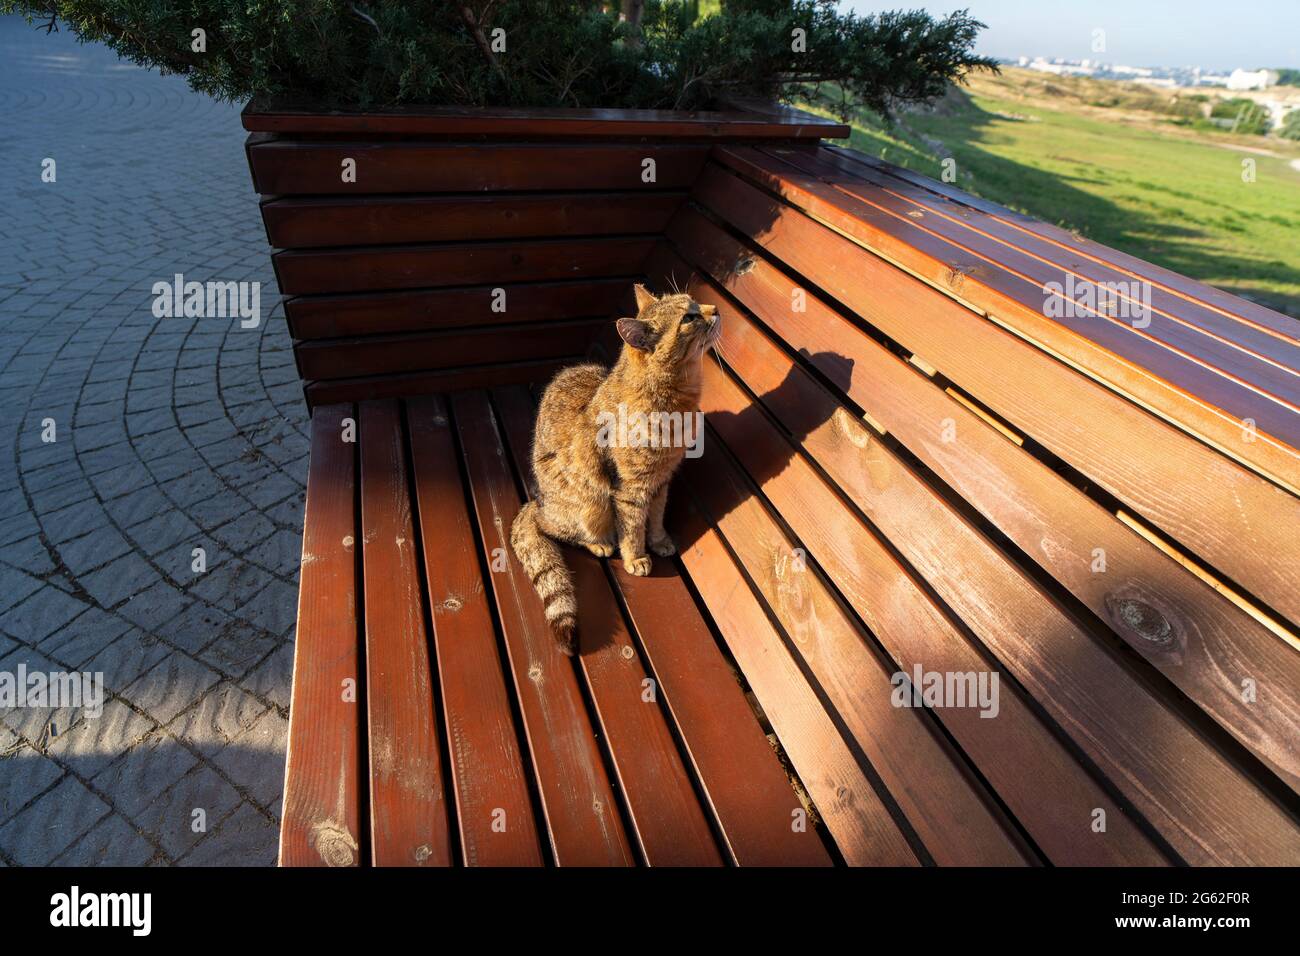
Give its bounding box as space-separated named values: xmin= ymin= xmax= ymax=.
xmin=841 ymin=0 xmax=1300 ymax=72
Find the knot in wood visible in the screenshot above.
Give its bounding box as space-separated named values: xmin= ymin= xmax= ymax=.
xmin=1110 ymin=596 xmax=1173 ymax=646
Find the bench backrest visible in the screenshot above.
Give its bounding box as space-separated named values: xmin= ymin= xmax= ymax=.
xmin=242 ymin=104 xmax=845 ymax=407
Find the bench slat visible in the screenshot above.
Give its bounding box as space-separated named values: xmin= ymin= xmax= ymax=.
xmin=666 ymin=201 xmax=1300 ymax=797
xmin=407 ymin=395 xmax=546 ymax=866
xmin=295 ymin=320 xmax=605 ymax=381
xmin=280 ymin=404 xmax=363 ymax=867
xmin=248 ymin=141 xmax=709 ymax=195
xmin=304 ymin=358 xmax=576 ymax=407
xmin=285 ymin=278 xmax=633 ymax=341
xmin=452 ymin=391 xmax=636 ymax=866
xmin=274 ymin=236 xmax=657 ymax=296
xmin=262 ymin=192 xmax=686 ymax=249
xmin=490 ymin=386 xmax=725 ymax=866
xmin=358 ymin=400 xmax=453 ymax=865
xmin=655 ymin=243 xmax=1300 ymax=864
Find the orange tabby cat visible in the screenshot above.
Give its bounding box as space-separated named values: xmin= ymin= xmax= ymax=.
xmin=511 ymin=284 xmax=719 ymax=654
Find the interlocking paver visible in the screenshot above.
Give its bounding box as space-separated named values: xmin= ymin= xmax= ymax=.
xmin=4 ymin=587 xmax=90 ymax=643
xmin=83 ymin=630 xmax=171 ymax=695
xmin=142 ymin=767 xmax=245 ymax=859
xmin=0 ymin=15 xmax=306 ymax=864
xmin=52 ymin=812 xmax=156 ymax=866
xmin=124 ymin=652 xmax=224 ymax=726
xmin=179 ymin=801 xmax=278 ymax=867
xmin=37 ymin=606 xmax=134 ymax=667
xmin=0 ymin=728 xmax=63 ymax=826
xmin=46 ymin=699 xmax=157 ymax=779
xmin=0 ymin=775 xmax=110 ymax=865
xmin=167 ymin=681 xmax=270 ymax=758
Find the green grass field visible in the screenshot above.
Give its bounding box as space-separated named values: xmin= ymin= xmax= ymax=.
xmin=807 ymin=69 xmax=1300 ymax=317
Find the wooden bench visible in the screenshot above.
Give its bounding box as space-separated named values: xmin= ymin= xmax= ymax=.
xmin=246 ymin=106 xmax=1300 ymax=866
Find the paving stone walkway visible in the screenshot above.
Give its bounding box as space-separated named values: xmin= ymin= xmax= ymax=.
xmin=0 ymin=16 xmax=306 ymax=865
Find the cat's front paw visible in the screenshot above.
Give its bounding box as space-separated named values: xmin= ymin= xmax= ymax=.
xmin=649 ymin=534 xmax=676 ymax=557
xmin=623 ymin=554 xmax=653 ymax=576
xmin=585 ymin=541 xmax=615 ymax=558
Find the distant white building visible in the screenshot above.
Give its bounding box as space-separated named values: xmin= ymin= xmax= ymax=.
xmin=1026 ymin=57 xmax=1096 ymax=77
xmin=1227 ymin=68 xmax=1279 ymax=90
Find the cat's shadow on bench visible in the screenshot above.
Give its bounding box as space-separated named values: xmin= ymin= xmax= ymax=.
xmin=659 ymin=346 xmax=856 ymax=579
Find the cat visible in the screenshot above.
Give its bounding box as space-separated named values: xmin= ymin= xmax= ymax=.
xmin=511 ymin=283 xmax=720 ymax=655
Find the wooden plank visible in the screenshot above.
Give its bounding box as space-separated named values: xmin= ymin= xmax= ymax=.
xmin=241 ymin=101 xmax=849 ymax=139
xmin=285 ymin=279 xmax=631 ymax=341
xmin=451 ymin=390 xmax=634 ymax=866
xmin=357 ymin=400 xmax=452 ymax=865
xmin=304 ymin=358 xmax=575 ymax=408
xmin=669 ymin=494 xmax=918 ymax=866
xmin=688 ymin=163 xmax=1300 ymax=632
xmin=248 ymin=141 xmax=710 ymax=195
xmin=787 ymin=146 xmax=1300 ymax=400
xmin=694 ymin=346 xmax=1167 ymax=865
xmin=274 ymin=236 xmax=657 ymax=296
xmin=279 ymin=404 xmax=362 ymax=867
xmin=294 ymin=320 xmax=605 ymax=381
xmin=495 ymin=385 xmax=826 ymax=866
xmin=665 ymin=205 xmax=1300 ymax=793
xmin=490 ymin=386 xmax=725 ymax=866
xmin=710 ymin=147 xmax=1300 ymax=496
xmin=407 ymin=394 xmax=545 ymax=866
xmin=655 ymin=242 xmax=1300 ymax=864
xmin=829 ymin=146 xmax=1300 ymax=346
xmin=606 ymin=555 xmax=834 ymax=867
xmin=262 ymin=192 xmax=686 ymax=249
xmin=681 ymin=430 xmax=1033 ymax=865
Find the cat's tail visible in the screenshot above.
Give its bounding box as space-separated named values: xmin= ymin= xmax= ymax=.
xmin=510 ymin=501 xmax=578 ymax=656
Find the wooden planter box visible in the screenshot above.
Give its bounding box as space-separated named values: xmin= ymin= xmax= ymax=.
xmin=241 ymin=103 xmax=1300 ymax=868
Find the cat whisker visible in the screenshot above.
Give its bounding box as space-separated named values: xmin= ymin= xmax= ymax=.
xmin=710 ymin=336 xmax=730 ymax=372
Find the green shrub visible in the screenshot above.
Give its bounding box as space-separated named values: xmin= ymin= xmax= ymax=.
xmin=1280 ymin=110 xmax=1300 ymax=141
xmin=1210 ymin=97 xmax=1270 ymax=135
xmin=2 ymin=1 xmax=996 ymax=114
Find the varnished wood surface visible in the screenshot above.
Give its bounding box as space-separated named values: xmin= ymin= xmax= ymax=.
xmin=275 ymin=130 xmax=1300 ymax=867
xmin=408 ymin=394 xmax=545 ymax=866
xmin=648 ymin=242 xmax=1300 ymax=864
xmin=241 ymin=100 xmax=850 ymax=139
xmin=278 ymin=404 xmax=362 ymax=867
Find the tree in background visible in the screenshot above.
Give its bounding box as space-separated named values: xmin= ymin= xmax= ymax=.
xmin=1 ymin=1 xmax=995 ymax=116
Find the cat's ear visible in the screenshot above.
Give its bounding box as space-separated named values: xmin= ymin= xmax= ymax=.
xmin=616 ymin=317 xmax=653 ymax=351
xmin=633 ymin=283 xmax=657 ymax=313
